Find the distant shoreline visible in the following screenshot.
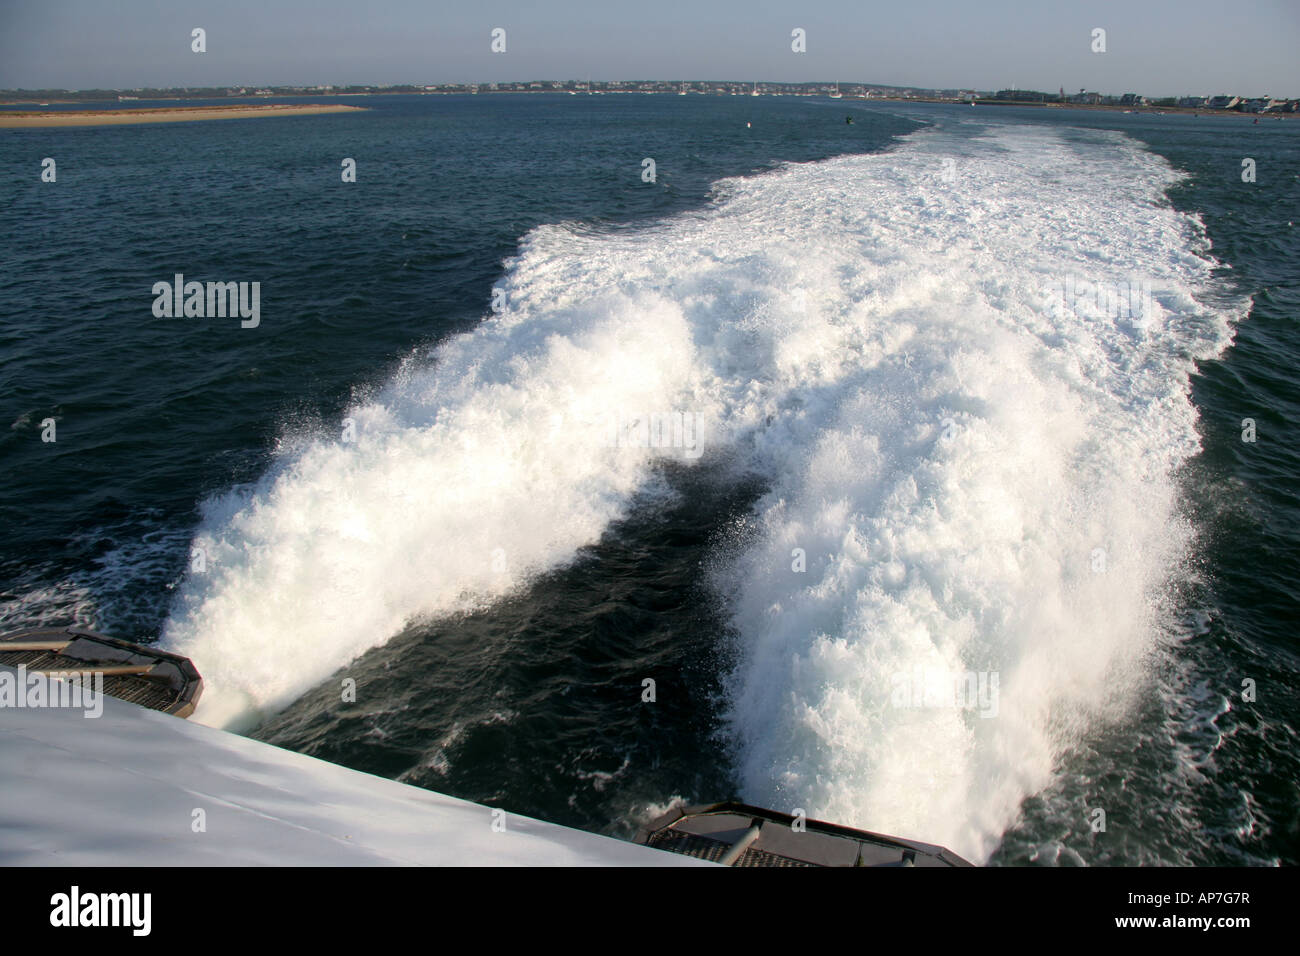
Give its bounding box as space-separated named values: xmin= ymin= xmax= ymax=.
xmin=0 ymin=93 xmax=1286 ymax=124
xmin=0 ymin=103 xmax=367 ymax=128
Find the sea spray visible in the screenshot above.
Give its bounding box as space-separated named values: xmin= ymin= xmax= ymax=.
xmin=710 ymin=124 xmax=1236 ymax=862
xmin=163 ymin=292 xmax=708 ymax=730
xmin=163 ymin=123 xmax=1241 ymax=862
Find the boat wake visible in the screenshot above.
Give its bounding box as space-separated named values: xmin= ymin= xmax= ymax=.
xmin=163 ymin=120 xmax=1243 ymax=861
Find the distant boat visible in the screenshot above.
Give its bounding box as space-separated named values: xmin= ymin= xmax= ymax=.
xmin=751 ymin=82 xmax=760 ymax=97
xmin=679 ymin=82 xmax=687 ymax=96
xmin=829 ymin=82 xmax=842 ymax=99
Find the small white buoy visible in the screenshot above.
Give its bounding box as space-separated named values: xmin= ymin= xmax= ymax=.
xmin=746 ymin=121 xmax=751 ymax=128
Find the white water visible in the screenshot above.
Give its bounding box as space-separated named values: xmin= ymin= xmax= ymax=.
xmin=164 ymin=120 xmax=1239 ymax=860
xmin=163 ymin=287 xmax=705 ymax=729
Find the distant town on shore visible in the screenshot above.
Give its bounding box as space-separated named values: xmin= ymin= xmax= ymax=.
xmin=3 ymin=80 xmax=1296 ymax=113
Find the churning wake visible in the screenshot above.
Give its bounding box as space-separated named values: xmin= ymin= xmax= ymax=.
xmin=163 ymin=120 xmax=1241 ymax=860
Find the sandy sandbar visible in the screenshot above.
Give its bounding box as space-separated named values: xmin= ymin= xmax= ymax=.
xmin=0 ymin=104 xmax=368 ymax=128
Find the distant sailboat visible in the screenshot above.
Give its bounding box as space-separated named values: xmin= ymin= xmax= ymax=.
xmin=751 ymin=82 xmax=760 ymax=96
xmin=679 ymin=82 xmax=687 ymax=96
xmin=829 ymin=82 xmax=842 ymax=99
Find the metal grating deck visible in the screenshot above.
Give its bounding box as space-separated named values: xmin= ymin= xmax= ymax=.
xmin=0 ymin=647 xmax=181 ymax=713
xmin=643 ymin=829 xmax=814 ymax=866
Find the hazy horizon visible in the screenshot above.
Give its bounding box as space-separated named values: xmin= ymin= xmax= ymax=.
xmin=1 ymin=0 xmax=1297 ymax=99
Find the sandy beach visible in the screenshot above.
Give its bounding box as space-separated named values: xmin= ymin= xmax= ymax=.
xmin=0 ymin=103 xmax=367 ymax=128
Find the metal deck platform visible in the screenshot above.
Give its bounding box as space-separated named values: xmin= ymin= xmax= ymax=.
xmin=635 ymin=802 xmax=974 ymax=867
xmin=0 ymin=626 xmax=202 ymax=717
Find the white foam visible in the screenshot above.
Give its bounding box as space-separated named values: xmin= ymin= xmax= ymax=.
xmin=164 ymin=120 xmax=1243 ymax=861
xmin=0 ymin=581 xmax=99 ymax=632
xmin=164 ymin=290 xmax=708 ymax=730
xmin=706 ymin=123 xmax=1240 ymax=863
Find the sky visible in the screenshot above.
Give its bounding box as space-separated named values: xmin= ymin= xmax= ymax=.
xmin=1 ymin=0 xmax=1297 ymax=98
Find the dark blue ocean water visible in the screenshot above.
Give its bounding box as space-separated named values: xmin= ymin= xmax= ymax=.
xmin=1 ymin=94 xmax=1296 ymax=865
